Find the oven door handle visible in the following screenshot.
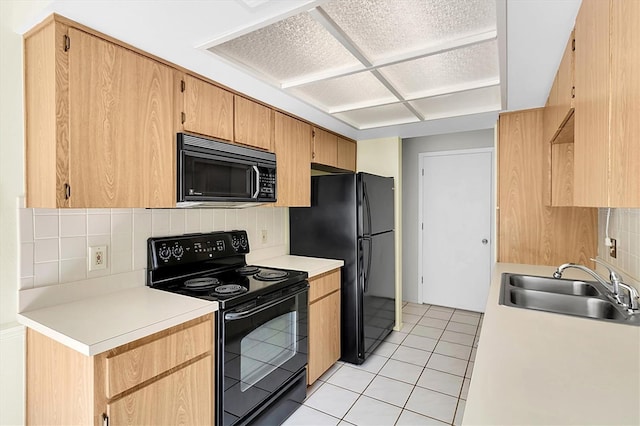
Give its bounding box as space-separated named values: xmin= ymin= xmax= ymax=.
xmin=224 ymin=286 xmax=308 ymax=321
xmin=252 ymin=166 xmax=261 ymax=199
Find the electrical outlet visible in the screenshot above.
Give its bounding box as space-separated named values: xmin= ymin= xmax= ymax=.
xmin=89 ymin=245 xmax=107 ymax=271
xmin=261 ymin=229 xmax=268 ymax=244
xmin=609 ymin=239 xmax=617 ymax=258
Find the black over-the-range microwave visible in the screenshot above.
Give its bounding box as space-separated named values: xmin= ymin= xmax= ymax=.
xmin=176 ymin=133 xmax=277 ymax=208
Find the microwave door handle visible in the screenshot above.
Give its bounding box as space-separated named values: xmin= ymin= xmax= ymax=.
xmin=252 ymin=166 xmax=260 ymax=199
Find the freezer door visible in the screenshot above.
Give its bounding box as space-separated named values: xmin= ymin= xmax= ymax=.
xmin=358 ymin=173 xmax=394 ymax=236
xmin=360 ymin=230 xmax=395 ymax=357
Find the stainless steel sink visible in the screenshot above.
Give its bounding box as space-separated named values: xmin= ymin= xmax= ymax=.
xmin=509 ymin=274 xmax=600 ymax=296
xmin=499 ymin=273 xmax=639 ymax=326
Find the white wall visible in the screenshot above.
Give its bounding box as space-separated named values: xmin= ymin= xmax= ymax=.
xmin=401 ymin=129 xmax=495 ymax=303
xmin=0 ymin=2 xmax=46 ymax=424
xmin=357 ymin=137 xmax=403 ymax=330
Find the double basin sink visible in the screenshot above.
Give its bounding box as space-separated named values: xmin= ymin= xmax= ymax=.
xmin=499 ymin=274 xmax=639 ymax=326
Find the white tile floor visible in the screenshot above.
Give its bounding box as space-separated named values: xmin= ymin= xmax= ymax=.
xmin=283 ymin=302 xmax=483 ymax=426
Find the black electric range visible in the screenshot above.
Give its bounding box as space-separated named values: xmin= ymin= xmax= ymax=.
xmin=147 ymin=230 xmax=309 ymax=426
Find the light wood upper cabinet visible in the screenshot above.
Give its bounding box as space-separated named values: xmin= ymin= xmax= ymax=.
xmin=574 ymin=0 xmax=640 ymax=207
xmin=234 ymin=95 xmax=272 ymax=151
xmin=180 ymin=74 xmax=234 ymax=141
xmin=312 ymin=127 xmax=338 ymax=167
xmin=543 ymin=31 xmax=575 ymax=145
xmin=25 ymin=19 xmax=175 ymax=208
xmin=26 ymin=315 xmax=213 ymax=426
xmin=337 ymin=137 xmax=357 ymax=172
xmin=498 ymin=109 xmax=597 ymax=266
xmin=308 ymin=269 xmax=341 ymax=385
xmin=274 ymin=112 xmax=311 ymax=207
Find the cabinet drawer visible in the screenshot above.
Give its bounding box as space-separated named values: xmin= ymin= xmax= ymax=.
xmin=105 ymin=319 xmax=212 ymax=398
xmin=309 ymin=269 xmax=341 ymax=303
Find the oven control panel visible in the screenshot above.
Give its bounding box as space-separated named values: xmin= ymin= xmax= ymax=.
xmin=148 ymin=230 xmax=250 ymax=268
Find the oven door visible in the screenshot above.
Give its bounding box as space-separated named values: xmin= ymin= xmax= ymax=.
xmin=220 ymin=286 xmax=308 ymax=426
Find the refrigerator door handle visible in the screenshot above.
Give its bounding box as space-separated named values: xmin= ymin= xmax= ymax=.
xmin=362 ymin=236 xmax=372 ymax=293
xmin=363 ymin=181 xmax=372 ymax=237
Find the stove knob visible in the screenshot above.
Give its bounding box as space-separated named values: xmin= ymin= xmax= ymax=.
xmin=239 ymin=235 xmax=248 ymax=250
xmin=172 ymin=245 xmax=184 ymax=259
xmin=231 ymin=236 xmax=240 ymax=251
xmin=158 ymin=247 xmax=172 ymax=261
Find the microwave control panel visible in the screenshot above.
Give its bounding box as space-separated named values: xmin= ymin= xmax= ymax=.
xmin=258 ymin=167 xmax=277 ymax=199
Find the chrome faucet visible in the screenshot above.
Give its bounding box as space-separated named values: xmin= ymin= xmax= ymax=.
xmin=553 ymin=258 xmax=638 ymax=311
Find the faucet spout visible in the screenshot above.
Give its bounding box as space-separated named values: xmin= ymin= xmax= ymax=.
xmin=553 ymin=262 xmax=613 ymax=291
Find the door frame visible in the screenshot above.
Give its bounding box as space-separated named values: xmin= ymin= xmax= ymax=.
xmin=417 ymin=148 xmax=495 ymax=305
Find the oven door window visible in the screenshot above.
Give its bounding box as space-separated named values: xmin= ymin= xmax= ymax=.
xmin=183 ymin=152 xmax=254 ymax=199
xmin=223 ymin=291 xmax=308 ymax=426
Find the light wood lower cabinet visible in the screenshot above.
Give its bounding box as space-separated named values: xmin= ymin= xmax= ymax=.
xmin=26 ymin=315 xmax=214 ymax=426
xmin=307 ymin=269 xmax=341 ymax=385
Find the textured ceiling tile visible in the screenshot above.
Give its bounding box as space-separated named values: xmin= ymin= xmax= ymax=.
xmin=334 ymin=103 xmax=419 ymax=129
xmin=410 ymin=85 xmax=502 ymax=119
xmin=379 ymin=39 xmax=499 ymax=99
xmin=287 ymin=71 xmax=398 ymax=111
xmin=321 ymin=0 xmax=497 ymax=62
xmin=209 ymin=12 xmax=362 ymax=82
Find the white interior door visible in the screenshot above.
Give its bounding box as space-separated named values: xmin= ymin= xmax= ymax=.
xmin=420 ymin=149 xmax=492 ymax=312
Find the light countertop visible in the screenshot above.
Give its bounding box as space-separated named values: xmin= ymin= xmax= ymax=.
xmin=463 ymin=263 xmax=640 ymax=425
xmin=18 ymin=287 xmax=217 ymax=356
xmin=255 ymin=255 xmax=343 ymax=278
xmin=17 ymin=255 xmax=342 ymax=357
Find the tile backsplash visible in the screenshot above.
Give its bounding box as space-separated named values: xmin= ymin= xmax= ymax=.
xmin=597 ymin=208 xmax=640 ymax=284
xmin=20 ymin=207 xmax=288 ymax=289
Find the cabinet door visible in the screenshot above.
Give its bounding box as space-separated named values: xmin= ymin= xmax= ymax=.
xmin=234 ymin=95 xmax=272 ymax=151
xmin=609 ymin=0 xmax=640 ymax=207
xmin=556 ymin=31 xmax=575 ymax=123
xmin=182 ymin=74 xmax=233 ymax=141
xmin=573 ymin=0 xmax=610 ymax=206
xmin=274 ymin=112 xmax=311 ymax=207
xmin=107 ymin=356 xmax=212 ymax=426
xmin=312 ymin=127 xmax=338 ymax=167
xmin=69 ymin=28 xmax=175 ymax=207
xmin=308 ymin=290 xmax=341 ymax=385
xmin=337 ymin=137 xmax=357 ymax=171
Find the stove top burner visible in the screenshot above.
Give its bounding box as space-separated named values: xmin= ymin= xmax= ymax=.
xmin=214 ymin=284 xmax=248 ymax=295
xmin=255 ymin=270 xmax=288 ymax=281
xmin=184 ymin=277 xmax=220 ymax=289
xmin=235 ymin=266 xmax=260 ymax=275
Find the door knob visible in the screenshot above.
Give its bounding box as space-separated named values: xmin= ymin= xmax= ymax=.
xmin=482 ymin=239 xmax=489 ymax=245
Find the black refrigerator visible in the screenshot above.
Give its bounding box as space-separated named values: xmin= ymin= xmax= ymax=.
xmin=290 ymin=172 xmax=395 ymax=365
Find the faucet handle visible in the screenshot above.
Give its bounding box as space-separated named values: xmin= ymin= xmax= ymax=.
xmin=590 ymin=258 xmax=623 ymax=284
xmin=617 ymin=283 xmax=639 ymax=311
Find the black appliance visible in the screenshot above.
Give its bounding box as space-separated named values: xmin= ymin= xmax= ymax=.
xmin=177 ymin=133 xmax=277 ymax=208
xmin=147 ymin=230 xmax=308 ymax=426
xmin=290 ymin=172 xmax=395 ymax=365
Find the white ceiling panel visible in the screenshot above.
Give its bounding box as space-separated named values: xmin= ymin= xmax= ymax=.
xmin=321 ymin=0 xmax=497 ymax=62
xmin=287 ymin=71 xmax=397 ymax=112
xmin=409 ymin=85 xmax=502 ymax=120
xmin=209 ymin=11 xmax=362 ymax=83
xmin=379 ymin=39 xmax=499 ymax=100
xmin=334 ymin=103 xmax=419 ymax=129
